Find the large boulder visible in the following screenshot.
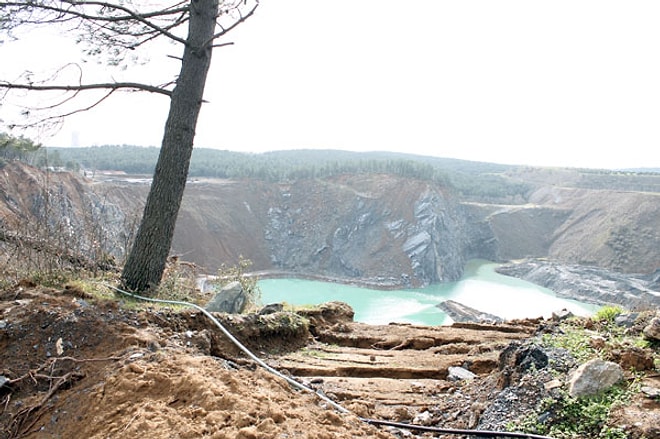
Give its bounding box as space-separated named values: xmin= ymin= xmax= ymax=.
xmin=567 ymin=358 xmax=623 ymax=398
xmin=205 ymin=281 xmax=248 ymax=314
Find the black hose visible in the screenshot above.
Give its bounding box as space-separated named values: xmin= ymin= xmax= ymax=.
xmin=361 ymin=417 xmax=555 ymax=438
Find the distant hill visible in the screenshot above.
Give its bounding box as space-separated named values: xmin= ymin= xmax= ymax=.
xmin=42 ymin=145 xmax=660 ymax=199
xmin=42 ymin=146 xmax=530 ymax=201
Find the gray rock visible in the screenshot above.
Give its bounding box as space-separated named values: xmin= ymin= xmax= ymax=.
xmin=640 ymin=386 xmax=660 ymax=399
xmin=259 ymin=303 xmax=284 ymax=315
xmin=567 ymin=358 xmax=623 ymax=398
xmin=614 ymin=312 xmax=639 ymax=328
xmin=551 ymin=309 xmax=573 ymax=321
xmin=643 ymin=315 xmax=660 ymax=341
xmin=447 ymin=366 xmax=476 ymax=381
xmin=0 ymin=375 xmax=8 ymax=389
xmin=437 ymin=300 xmax=504 ymax=324
xmin=496 ymin=260 xmax=660 ymax=309
xmin=205 ymin=281 xmax=247 ymax=314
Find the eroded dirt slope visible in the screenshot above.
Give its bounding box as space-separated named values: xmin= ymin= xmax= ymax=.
xmin=0 ymin=285 xmax=393 ymax=439
xmin=1 ymin=285 xmax=659 ymax=439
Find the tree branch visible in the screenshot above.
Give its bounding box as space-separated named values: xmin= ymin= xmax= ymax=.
xmin=0 ymin=81 xmax=172 ymax=97
xmin=60 ymin=0 xmax=191 ymax=45
xmin=1 ymin=1 xmax=190 ymax=45
xmin=207 ymin=0 xmax=259 ymax=46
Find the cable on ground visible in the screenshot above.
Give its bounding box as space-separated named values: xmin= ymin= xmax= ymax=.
xmin=105 ymin=283 xmax=556 ymax=439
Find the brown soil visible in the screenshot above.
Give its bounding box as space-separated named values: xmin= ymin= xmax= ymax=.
xmin=1 ymin=285 xmax=659 ymax=439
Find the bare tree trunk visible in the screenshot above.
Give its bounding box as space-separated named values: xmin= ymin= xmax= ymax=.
xmin=121 ymin=0 xmax=219 ymax=292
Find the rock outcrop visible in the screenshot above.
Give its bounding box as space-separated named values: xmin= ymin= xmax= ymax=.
xmin=437 ymin=300 xmax=504 ymax=324
xmin=496 ymin=259 xmax=660 ymax=309
xmin=260 ymin=175 xmax=467 ymax=286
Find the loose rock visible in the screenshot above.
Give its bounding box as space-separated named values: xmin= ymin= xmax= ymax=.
xmin=614 ymin=312 xmax=639 ymax=328
xmin=641 ymin=386 xmax=660 ymax=399
xmin=551 ymin=309 xmax=573 ymax=321
xmin=567 ymin=358 xmax=623 ymax=397
xmin=643 ymin=315 xmax=660 ymax=341
xmin=205 ymin=281 xmax=247 ymax=314
xmin=447 ymin=366 xmax=476 ymax=381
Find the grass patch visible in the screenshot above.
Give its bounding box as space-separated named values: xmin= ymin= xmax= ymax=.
xmin=510 ymin=380 xmax=639 ymax=439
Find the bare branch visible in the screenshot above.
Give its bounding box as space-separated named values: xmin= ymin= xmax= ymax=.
xmin=37 ymin=88 xmax=116 ymax=124
xmin=211 ymin=42 xmax=234 ymax=49
xmin=59 ymin=0 xmax=191 ymax=45
xmin=0 ymin=81 xmax=172 ymax=96
xmin=1 ymin=1 xmax=190 ymax=45
xmin=207 ymin=0 xmax=259 ymax=46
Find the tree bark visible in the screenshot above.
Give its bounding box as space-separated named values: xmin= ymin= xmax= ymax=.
xmin=120 ymin=0 xmax=219 ymax=292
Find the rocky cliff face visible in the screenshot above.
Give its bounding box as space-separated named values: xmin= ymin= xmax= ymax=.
xmin=1 ymin=162 xmax=659 ymax=292
xmin=247 ymin=175 xmax=468 ymax=286
xmin=460 ymin=186 xmax=660 ymax=275
xmin=0 ymin=162 xmax=139 ymax=266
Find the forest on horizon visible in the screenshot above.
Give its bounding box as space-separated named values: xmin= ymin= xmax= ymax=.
xmin=3 ymin=138 xmax=660 ymax=198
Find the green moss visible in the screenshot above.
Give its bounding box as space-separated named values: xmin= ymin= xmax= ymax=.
xmin=541 ymin=326 xmax=599 ymax=362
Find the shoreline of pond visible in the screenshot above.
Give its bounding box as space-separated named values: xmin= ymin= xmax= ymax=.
xmin=200 ymin=258 xmax=657 ymax=314
xmin=200 ymin=269 xmax=415 ymax=292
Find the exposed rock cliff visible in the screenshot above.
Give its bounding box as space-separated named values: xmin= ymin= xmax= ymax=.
xmin=1 ymin=162 xmax=659 ymax=295
xmin=260 ymin=175 xmax=467 ymax=286
xmin=497 ymin=259 xmax=660 ymax=309
xmin=0 ymin=162 xmax=139 ymax=265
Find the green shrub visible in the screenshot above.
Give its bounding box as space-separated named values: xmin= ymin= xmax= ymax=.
xmin=593 ymin=306 xmax=624 ymax=323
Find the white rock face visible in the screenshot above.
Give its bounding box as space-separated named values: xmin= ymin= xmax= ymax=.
xmin=567 ymin=358 xmax=623 ymax=398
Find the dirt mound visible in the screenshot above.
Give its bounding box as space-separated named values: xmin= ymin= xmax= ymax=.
xmin=0 ymin=286 xmax=387 ymax=439
xmin=52 ymin=354 xmax=388 ymax=439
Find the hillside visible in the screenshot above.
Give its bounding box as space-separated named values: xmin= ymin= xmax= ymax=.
xmin=1 ymin=157 xmax=659 ymax=297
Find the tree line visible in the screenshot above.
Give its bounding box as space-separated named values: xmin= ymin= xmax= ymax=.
xmin=40 ymin=144 xmax=535 ymax=199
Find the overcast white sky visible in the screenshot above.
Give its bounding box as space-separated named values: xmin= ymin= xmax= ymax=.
xmin=1 ymin=0 xmax=660 ymax=169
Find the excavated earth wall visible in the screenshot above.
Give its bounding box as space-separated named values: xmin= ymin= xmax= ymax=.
xmin=1 ymin=162 xmax=659 ymax=297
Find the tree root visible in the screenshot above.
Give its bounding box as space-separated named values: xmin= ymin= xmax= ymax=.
xmin=6 ymin=371 xmax=84 ymax=439
xmin=2 ymin=355 xmax=122 ymax=439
